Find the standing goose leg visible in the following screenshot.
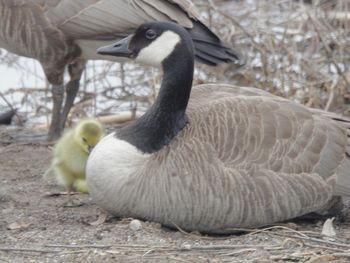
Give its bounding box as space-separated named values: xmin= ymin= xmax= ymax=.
xmin=47 ymin=69 xmax=65 ymax=141
xmin=60 ymin=59 xmax=86 ymax=130
xmin=48 ymin=83 xmax=64 ymax=141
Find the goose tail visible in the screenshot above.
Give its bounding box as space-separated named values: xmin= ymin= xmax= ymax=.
xmin=335 ymin=146 xmax=350 ymax=197
xmin=189 ymin=20 xmax=244 ymax=66
xmin=330 ymin=116 xmax=350 ymax=197
xmin=310 ymin=109 xmax=350 ymax=196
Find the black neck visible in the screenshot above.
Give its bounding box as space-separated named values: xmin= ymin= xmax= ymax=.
xmin=117 ymin=41 xmax=194 ymax=153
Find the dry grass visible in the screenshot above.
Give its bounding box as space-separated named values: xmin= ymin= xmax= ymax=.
xmin=199 ymin=0 xmax=350 ymax=115
xmin=1 ymin=0 xmax=350 ymax=124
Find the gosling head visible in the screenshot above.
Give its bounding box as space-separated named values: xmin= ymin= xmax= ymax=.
xmin=74 ymin=119 xmax=104 ymax=154
xmin=97 ymin=22 xmax=194 ymax=68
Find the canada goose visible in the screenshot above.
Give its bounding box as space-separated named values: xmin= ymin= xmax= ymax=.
xmin=85 ymin=21 xmax=350 ymax=234
xmin=0 ymin=0 xmax=242 ymax=140
xmin=44 ymin=119 xmax=103 ymax=193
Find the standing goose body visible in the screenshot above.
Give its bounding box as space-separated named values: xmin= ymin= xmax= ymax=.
xmin=87 ymin=22 xmax=350 ymax=233
xmin=0 ymin=0 xmax=241 ymax=140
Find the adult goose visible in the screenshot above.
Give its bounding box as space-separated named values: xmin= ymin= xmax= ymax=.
xmin=86 ymin=22 xmax=350 ymax=233
xmin=0 ymin=0 xmax=241 ymax=140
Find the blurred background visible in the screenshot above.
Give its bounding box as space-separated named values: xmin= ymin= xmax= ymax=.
xmin=1 ymin=0 xmax=349 ymax=128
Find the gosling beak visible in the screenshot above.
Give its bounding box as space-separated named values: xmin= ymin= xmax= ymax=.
xmin=97 ymin=36 xmax=133 ymax=58
xmin=88 ymin=145 xmax=94 ymax=154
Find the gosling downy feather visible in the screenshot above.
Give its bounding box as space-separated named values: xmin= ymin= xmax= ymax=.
xmin=45 ymin=119 xmax=104 ymax=193
xmin=87 ymin=22 xmax=350 ymax=233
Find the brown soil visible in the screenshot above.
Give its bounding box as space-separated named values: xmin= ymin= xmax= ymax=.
xmin=1 ymin=126 xmax=350 ymax=263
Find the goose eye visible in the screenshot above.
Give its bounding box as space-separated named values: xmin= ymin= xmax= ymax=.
xmin=145 ymin=29 xmax=157 ymax=40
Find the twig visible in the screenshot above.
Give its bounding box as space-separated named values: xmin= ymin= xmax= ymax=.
xmin=171 ymin=221 xmax=190 ymax=235
xmin=270 ymin=253 xmax=307 ymax=261
xmin=331 ymin=253 xmax=350 ymax=259
xmin=45 ymin=244 xmax=112 ymax=249
xmin=271 ymin=232 xmax=350 ymax=248
xmin=0 ymin=92 xmax=14 ymax=110
xmin=43 ymin=191 xmax=82 ymax=197
xmin=183 ymin=244 xmax=281 ymax=251
xmin=324 ymin=79 xmax=338 ymax=111
xmin=222 ymin=248 xmax=258 ymax=256
xmin=207 ymin=0 xmax=266 ymax=53
xmin=250 ymin=225 xmax=309 ymax=238
xmin=304 ymin=243 xmax=349 ymax=253
xmin=0 ymin=247 xmax=57 ymax=254
xmin=111 ymin=244 xmax=165 ymax=248
xmin=57 ymin=250 xmax=90 ymax=255
xmin=0 ymin=140 xmax=12 ymax=145
xmin=166 ymin=256 xmax=192 ymax=263
xmin=223 ymin=225 xmax=309 ymax=238
xmin=106 ymin=243 xmax=283 ymax=254
xmin=307 ymin=12 xmax=350 ymax=91
xmin=142 ymin=249 xmax=155 ymax=257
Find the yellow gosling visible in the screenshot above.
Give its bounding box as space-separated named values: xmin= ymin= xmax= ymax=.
xmin=44 ymin=119 xmax=104 ymax=193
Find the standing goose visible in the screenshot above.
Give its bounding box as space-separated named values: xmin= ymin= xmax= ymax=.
xmin=88 ymin=21 xmax=350 ymax=233
xmin=0 ymin=0 xmax=241 ymax=140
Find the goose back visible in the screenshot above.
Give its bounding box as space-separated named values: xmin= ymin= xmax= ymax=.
xmin=45 ymin=0 xmax=220 ymax=62
xmin=46 ymin=0 xmax=197 ymax=38
xmin=0 ymin=0 xmax=208 ymax=62
xmin=0 ymin=0 xmax=239 ymax=71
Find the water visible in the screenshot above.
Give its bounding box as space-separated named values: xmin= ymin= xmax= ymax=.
xmin=0 ymin=53 xmax=45 ymax=94
xmin=0 ymin=50 xmax=152 ymax=127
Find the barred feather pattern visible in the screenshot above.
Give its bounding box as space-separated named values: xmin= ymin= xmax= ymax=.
xmin=0 ymin=1 xmax=80 ymax=83
xmin=46 ymin=0 xmax=195 ymax=38
xmin=0 ymin=0 xmax=236 ymax=74
xmin=88 ymin=84 xmax=350 ymax=233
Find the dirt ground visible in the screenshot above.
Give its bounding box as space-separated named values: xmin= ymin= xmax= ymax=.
xmin=1 ymin=126 xmax=350 ymax=263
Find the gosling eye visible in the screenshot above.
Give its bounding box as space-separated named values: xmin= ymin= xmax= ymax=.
xmin=82 ymin=138 xmax=87 ymax=143
xmin=145 ymin=29 xmax=157 ymax=40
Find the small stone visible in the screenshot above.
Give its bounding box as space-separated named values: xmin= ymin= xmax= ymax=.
xmin=94 ymin=231 xmax=104 ymax=240
xmin=181 ymin=242 xmax=191 ymax=250
xmin=129 ymin=219 xmax=142 ymax=231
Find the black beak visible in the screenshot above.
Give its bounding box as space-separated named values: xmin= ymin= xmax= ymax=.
xmin=97 ymin=36 xmax=133 ymax=57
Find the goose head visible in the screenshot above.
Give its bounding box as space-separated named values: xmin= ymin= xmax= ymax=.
xmin=97 ymin=22 xmax=195 ymax=68
xmin=97 ymin=22 xmax=195 ymax=154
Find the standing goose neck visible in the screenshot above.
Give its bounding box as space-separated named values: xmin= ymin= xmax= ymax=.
xmin=117 ymin=31 xmax=195 ymax=153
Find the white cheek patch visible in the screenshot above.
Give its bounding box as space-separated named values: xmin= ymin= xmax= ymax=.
xmin=136 ymin=31 xmax=181 ymax=67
